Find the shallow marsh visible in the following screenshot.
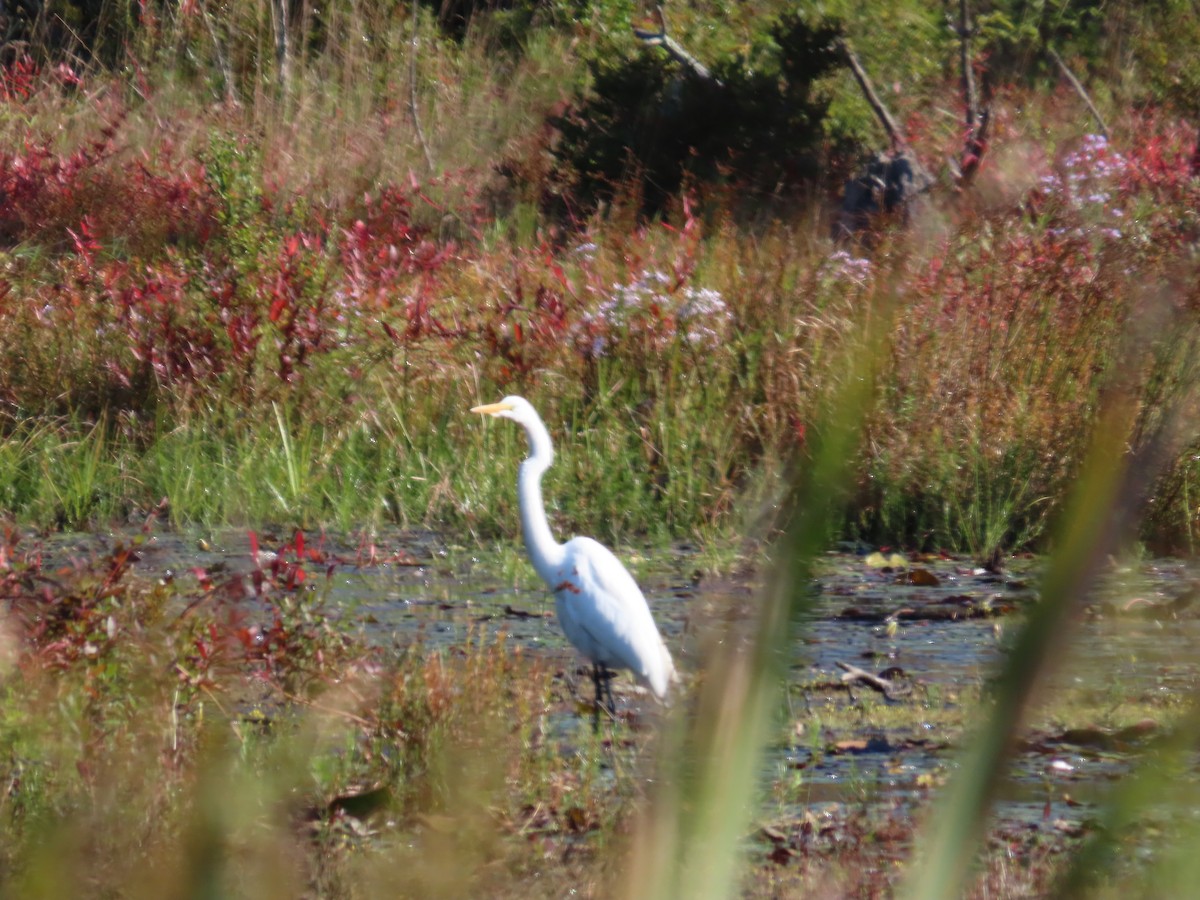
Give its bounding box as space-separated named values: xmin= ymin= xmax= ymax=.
xmin=28 ymin=527 xmax=1200 ymax=882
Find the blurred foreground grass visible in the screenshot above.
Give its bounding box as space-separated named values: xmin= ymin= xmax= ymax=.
xmin=0 ymin=529 xmax=625 ymax=898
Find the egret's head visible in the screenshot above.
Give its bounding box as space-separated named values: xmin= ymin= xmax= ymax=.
xmin=470 ymin=395 xmax=536 ymax=425
xmin=471 ymin=396 xmax=552 ymax=462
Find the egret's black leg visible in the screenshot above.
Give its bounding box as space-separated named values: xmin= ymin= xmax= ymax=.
xmin=601 ymin=665 xmax=617 ymax=717
xmin=591 ymin=664 xmax=603 ymax=733
xmin=590 ymin=663 xmax=618 ymax=733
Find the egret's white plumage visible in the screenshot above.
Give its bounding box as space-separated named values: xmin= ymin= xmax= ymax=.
xmin=470 ymin=396 xmax=675 ymax=714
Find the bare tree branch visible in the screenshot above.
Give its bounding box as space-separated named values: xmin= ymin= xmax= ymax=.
xmin=837 ymin=37 xmax=935 ymax=192
xmin=633 ymin=5 xmax=720 ymax=85
xmin=949 ymin=0 xmax=989 ymax=188
xmin=839 ymin=38 xmax=904 ymax=150
xmin=955 ymin=0 xmax=979 ymax=133
xmin=271 ymin=0 xmax=290 ymax=92
xmin=201 ymin=2 xmax=238 ymax=106
xmin=409 ymin=0 xmax=435 ymax=175
xmin=1048 ymin=46 xmax=1110 ymax=138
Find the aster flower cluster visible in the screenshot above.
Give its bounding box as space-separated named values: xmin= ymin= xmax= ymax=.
xmin=1039 ymin=134 xmax=1129 ymax=242
xmin=824 ymin=250 xmax=873 ymax=286
xmin=579 ymin=269 xmax=731 ymax=356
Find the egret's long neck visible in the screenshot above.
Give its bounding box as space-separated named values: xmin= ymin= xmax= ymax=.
xmin=517 ymin=416 xmax=566 ymax=582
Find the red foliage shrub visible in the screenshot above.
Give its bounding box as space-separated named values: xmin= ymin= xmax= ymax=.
xmin=482 ymin=278 xmax=572 ymax=387
xmin=108 ymin=257 xmax=226 ymax=390
xmin=0 ymin=127 xmax=119 ymax=247
xmin=0 ymin=54 xmax=38 ymax=103
xmin=339 ymin=187 xmax=441 ymax=298
xmin=0 ymin=108 xmax=217 ymax=255
xmin=264 ymin=231 xmax=335 ymax=383
xmin=340 ymin=186 xmax=461 ymax=343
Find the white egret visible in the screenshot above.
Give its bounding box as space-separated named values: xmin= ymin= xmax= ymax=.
xmin=470 ymin=396 xmax=675 ymax=728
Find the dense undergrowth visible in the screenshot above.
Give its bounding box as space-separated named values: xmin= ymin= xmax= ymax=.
xmin=0 ymin=4 xmax=1197 ymax=558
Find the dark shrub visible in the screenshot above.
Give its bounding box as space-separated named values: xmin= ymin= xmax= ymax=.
xmin=549 ymin=14 xmax=845 ymax=219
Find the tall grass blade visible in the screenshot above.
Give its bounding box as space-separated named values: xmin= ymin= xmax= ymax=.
xmin=1052 ymin=701 xmax=1200 ymax=897
xmin=899 ymin=379 xmax=1188 ymax=899
xmin=624 ymin=315 xmax=886 ymax=900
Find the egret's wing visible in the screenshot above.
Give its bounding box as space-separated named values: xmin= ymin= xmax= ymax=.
xmin=555 ymin=537 xmax=674 ymax=697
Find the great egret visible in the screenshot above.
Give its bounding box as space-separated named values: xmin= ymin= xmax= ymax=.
xmin=471 ymin=396 xmax=675 ymax=729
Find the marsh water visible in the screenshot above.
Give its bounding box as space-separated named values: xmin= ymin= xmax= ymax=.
xmin=45 ymin=528 xmax=1200 ymax=840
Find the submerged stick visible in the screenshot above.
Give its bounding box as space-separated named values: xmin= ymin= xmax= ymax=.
xmin=835 ymin=660 xmax=912 ymax=700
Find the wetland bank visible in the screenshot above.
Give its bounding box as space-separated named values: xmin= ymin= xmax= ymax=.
xmin=2 ymin=0 xmax=1200 ymax=895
